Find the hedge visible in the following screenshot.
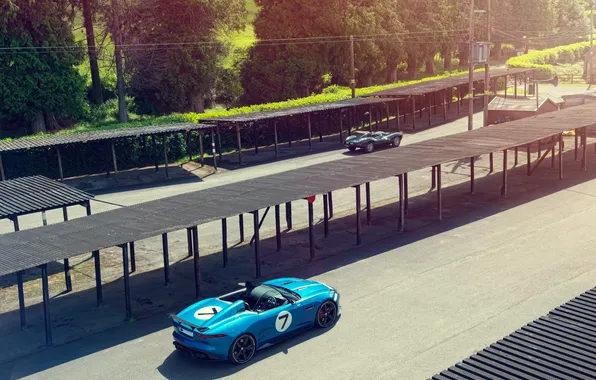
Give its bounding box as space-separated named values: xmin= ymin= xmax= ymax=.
xmin=506 ymin=41 xmax=591 ymax=80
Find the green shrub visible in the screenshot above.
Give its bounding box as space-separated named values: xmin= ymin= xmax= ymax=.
xmin=502 ymin=44 xmax=516 ymax=56
xmin=84 ymin=97 xmax=137 ymax=123
xmin=507 ymin=41 xmax=590 ymax=79
xmin=321 ymin=85 xmax=348 ymax=94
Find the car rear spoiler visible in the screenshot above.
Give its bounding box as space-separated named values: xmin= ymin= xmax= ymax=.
xmin=168 ymin=313 xmax=209 ymax=333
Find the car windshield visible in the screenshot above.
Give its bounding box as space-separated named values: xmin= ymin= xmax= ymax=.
xmin=243 ymin=284 xmax=298 ymax=312
xmin=268 ymin=284 xmax=300 ymax=301
xmin=249 ymin=287 xmax=288 ymax=312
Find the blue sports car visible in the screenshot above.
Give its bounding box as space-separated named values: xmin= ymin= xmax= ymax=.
xmin=169 ymin=278 xmax=340 ymax=364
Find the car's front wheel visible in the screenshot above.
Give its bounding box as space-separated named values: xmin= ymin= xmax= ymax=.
xmin=348 ymin=146 xmax=356 ymax=152
xmin=392 ymin=136 xmax=402 ymax=147
xmin=228 ymin=334 xmax=256 ymax=365
xmin=315 ymin=300 xmax=338 ymax=328
xmin=365 ymin=142 xmax=375 ymax=153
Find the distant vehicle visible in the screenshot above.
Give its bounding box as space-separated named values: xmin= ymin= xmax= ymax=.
xmin=169 ymin=278 xmax=341 ymax=365
xmin=344 ymin=131 xmax=403 ymax=153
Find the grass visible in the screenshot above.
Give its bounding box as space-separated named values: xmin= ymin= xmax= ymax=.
xmin=219 ymin=0 xmax=258 ymax=69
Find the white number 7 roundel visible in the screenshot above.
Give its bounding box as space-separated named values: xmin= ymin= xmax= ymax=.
xmin=275 ymin=311 xmax=292 ymax=332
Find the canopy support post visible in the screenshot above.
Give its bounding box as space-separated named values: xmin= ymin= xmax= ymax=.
xmin=222 ymin=219 xmax=228 ymax=267
xmin=41 ymin=264 xmax=52 ymax=346
xmin=398 ymin=175 xmax=404 ymax=232
xmin=275 ymin=205 xmax=282 ymax=250
xmin=436 ymin=165 xmax=442 ymax=220
xmin=17 ymin=270 xmax=26 ymax=330
xmin=252 ymin=211 xmax=261 ymax=278
xmin=193 ymin=226 xmax=200 ymax=297
xmin=323 ymin=194 xmax=329 ymax=238
xmin=502 ymin=150 xmax=509 ymax=197
xmin=121 ymin=244 xmax=132 ymax=320
xmin=355 ymin=185 xmax=361 ymax=245
xmin=163 ymin=233 xmax=170 ymax=286
xmin=93 ymin=250 xmax=102 ymax=306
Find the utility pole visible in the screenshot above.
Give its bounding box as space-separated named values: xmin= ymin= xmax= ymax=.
xmin=468 ymin=0 xmax=475 ymax=131
xmin=350 ymin=35 xmax=356 ymax=98
xmin=483 ymin=0 xmax=491 ymax=127
xmin=111 ymin=0 xmax=128 ymax=123
xmin=589 ymin=1 xmax=594 ymax=90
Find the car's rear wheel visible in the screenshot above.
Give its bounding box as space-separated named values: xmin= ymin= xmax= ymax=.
xmin=315 ymin=300 xmax=337 ymax=328
xmin=392 ymin=136 xmax=402 ymax=147
xmin=365 ymin=142 xmax=375 ymax=153
xmin=228 ymin=334 xmax=256 ymax=365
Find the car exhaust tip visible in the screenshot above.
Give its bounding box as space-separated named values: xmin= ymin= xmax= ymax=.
xmin=193 ymin=352 xmax=208 ymax=360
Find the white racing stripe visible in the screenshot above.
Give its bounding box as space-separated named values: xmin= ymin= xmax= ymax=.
xmin=194 ymin=306 xmax=223 ymax=320
xmin=296 ymin=284 xmax=318 ymax=291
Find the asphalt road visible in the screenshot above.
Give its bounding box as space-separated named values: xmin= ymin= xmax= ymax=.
xmin=2 ymin=160 xmax=596 ymax=380
xmin=2 ymin=105 xmax=596 ymax=379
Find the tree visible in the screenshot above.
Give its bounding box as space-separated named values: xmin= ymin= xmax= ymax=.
xmin=120 ymin=0 xmax=246 ymax=115
xmin=0 ymin=0 xmax=87 ymax=134
xmin=340 ymin=0 xmax=405 ymax=85
xmin=401 ymin=0 xmax=444 ymax=78
xmin=74 ymin=0 xmax=103 ymax=105
xmin=491 ymin=0 xmax=558 ymax=57
xmin=110 ymin=0 xmax=127 ymax=121
xmin=437 ymin=0 xmax=467 ymax=71
xmin=552 ymin=0 xmax=589 ymax=46
xmin=241 ymin=0 xmax=347 ymax=104
xmin=241 ymin=0 xmax=406 ymax=103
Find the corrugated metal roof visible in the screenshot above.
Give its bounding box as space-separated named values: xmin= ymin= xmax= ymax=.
xmin=202 ymin=97 xmax=395 ymax=124
xmin=365 ymin=68 xmax=533 ymax=97
xmin=0 ymin=102 xmax=594 ymax=276
xmin=432 ymin=287 xmax=596 ymax=380
xmin=0 ymin=123 xmax=211 ymax=153
xmin=488 ymin=96 xmax=559 ymax=112
xmin=0 ymin=176 xmax=94 ymax=219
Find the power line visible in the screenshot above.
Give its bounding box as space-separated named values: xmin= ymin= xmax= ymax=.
xmin=10 ymin=21 xmax=587 ymax=56
xmin=0 ymin=33 xmax=470 ymax=57
xmin=0 ymin=29 xmax=469 ymax=53
xmin=492 ymin=24 xmax=589 ymax=44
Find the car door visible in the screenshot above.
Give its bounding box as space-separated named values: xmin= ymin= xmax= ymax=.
xmin=291 ymin=297 xmax=316 ymax=327
xmin=254 ymin=291 xmax=299 ymax=345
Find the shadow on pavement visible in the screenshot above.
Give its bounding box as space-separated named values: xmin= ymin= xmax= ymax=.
xmin=86 ymin=167 xmax=209 ymax=197
xmin=157 ymin=317 xmax=341 ymax=380
xmin=1 ymin=146 xmax=595 ymax=378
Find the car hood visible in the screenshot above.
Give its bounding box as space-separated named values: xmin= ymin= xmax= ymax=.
xmin=175 ymin=297 xmax=241 ymax=329
xmin=265 ymin=278 xmax=334 ymax=299
xmin=345 ymin=136 xmax=369 ymax=143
